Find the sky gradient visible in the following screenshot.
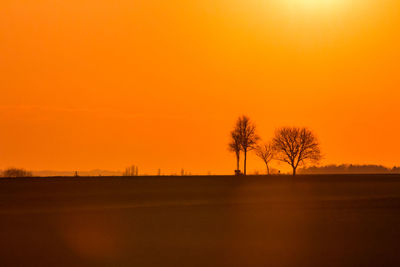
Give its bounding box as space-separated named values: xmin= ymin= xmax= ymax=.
xmin=1 ymin=0 xmax=399 ymax=174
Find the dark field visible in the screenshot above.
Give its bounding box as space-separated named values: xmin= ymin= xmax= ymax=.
xmin=1 ymin=175 xmax=400 ymax=266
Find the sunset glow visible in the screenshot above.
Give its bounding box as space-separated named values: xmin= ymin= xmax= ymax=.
xmin=1 ymin=0 xmax=399 ymax=174
xmin=282 ymin=0 xmax=346 ymax=11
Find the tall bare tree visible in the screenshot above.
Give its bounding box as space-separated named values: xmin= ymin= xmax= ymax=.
xmin=235 ymin=115 xmax=260 ymax=175
xmin=273 ymin=127 xmax=321 ymax=176
xmin=256 ymin=142 xmax=275 ymax=175
xmin=123 ymin=165 xmax=138 ymax=176
xmin=229 ymin=130 xmax=241 ymax=172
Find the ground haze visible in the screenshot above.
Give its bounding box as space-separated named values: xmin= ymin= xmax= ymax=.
xmin=1 ymin=175 xmax=400 ymax=266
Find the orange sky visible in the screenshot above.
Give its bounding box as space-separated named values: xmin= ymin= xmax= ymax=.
xmin=1 ymin=0 xmax=399 ymax=174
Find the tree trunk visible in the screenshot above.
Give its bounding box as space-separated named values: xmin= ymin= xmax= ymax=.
xmin=243 ymin=150 xmax=247 ymax=176
xmin=236 ymin=153 xmax=240 ymax=171
xmin=266 ymin=164 xmax=270 ymax=175
xmin=292 ymin=166 xmax=296 ymax=176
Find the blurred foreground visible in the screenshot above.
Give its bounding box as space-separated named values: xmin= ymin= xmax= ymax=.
xmin=1 ymin=175 xmax=400 ymax=266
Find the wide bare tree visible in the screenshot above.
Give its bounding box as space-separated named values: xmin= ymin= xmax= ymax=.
xmin=273 ymin=127 xmax=321 ymax=176
xmin=234 ymin=115 xmax=259 ymax=175
xmin=256 ymin=142 xmax=275 ymax=175
xmin=229 ymin=130 xmax=242 ymax=173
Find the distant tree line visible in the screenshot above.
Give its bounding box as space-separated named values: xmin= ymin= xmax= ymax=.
xmin=298 ymin=164 xmax=400 ymax=174
xmin=1 ymin=168 xmax=33 ymax=178
xmin=229 ymin=115 xmax=321 ymax=176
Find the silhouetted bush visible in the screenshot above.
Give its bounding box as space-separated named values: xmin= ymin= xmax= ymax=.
xmin=2 ymin=168 xmax=33 ymax=178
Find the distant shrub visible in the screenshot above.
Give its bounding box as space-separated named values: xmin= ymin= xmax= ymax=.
xmin=2 ymin=168 xmax=33 ymax=178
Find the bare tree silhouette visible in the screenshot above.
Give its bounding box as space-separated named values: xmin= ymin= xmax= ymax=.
xmin=256 ymin=142 xmax=275 ymax=175
xmin=233 ymin=116 xmax=259 ymax=176
xmin=123 ymin=165 xmax=139 ymax=176
xmin=273 ymin=127 xmax=321 ymax=176
xmin=229 ymin=130 xmax=242 ymax=174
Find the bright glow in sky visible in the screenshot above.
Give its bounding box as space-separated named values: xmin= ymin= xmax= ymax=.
xmin=0 ymin=0 xmax=399 ymax=174
xmin=283 ymin=0 xmax=346 ymax=11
